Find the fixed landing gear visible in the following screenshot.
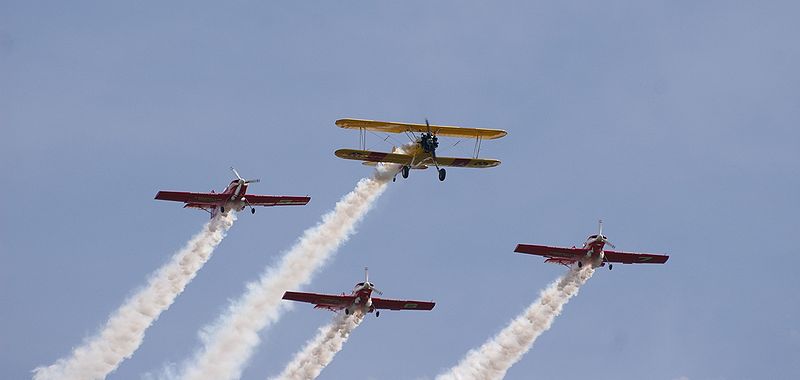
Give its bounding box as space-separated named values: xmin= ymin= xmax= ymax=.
xmin=401 ymin=165 xmax=410 ymax=178
xmin=376 ymin=311 xmax=380 ymax=318
xmin=438 ymin=168 xmax=446 ymax=181
xmin=220 ymin=206 xmax=225 ymax=213
xmin=609 ymin=263 xmax=613 ymax=270
xmin=577 ymin=261 xmax=583 ymax=268
xmin=251 ymin=208 xmax=256 ymax=214
xmin=344 ymin=308 xmax=350 ymax=315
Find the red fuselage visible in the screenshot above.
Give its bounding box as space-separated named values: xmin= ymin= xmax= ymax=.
xmin=347 ymin=283 xmax=376 ymax=313
xmin=580 ymin=235 xmax=608 ymax=264
xmin=213 ymin=180 xmax=251 ymax=213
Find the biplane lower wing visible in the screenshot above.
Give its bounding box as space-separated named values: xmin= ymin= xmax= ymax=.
xmin=335 ymin=149 xmax=413 ymax=165
xmin=335 ymin=149 xmax=500 ymax=168
xmin=435 ymin=156 xmax=500 ymax=168
xmin=336 ymin=118 xmax=507 ymax=139
xmin=244 ymin=195 xmax=311 ymax=207
xmin=372 ymin=298 xmax=436 ymax=311
xmin=154 ymin=191 xmax=227 ymax=205
xmin=282 ymin=291 xmax=356 ymax=309
xmin=514 ymin=244 xmax=669 ymax=264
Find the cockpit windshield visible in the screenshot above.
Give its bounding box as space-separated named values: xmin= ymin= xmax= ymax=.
xmin=588 ymin=234 xmax=598 ymax=240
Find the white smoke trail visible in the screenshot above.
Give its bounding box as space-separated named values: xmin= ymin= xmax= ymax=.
xmin=272 ymin=312 xmax=364 ymax=380
xmin=32 ymin=212 xmax=236 ymax=380
xmin=437 ymin=267 xmax=595 ymax=380
xmin=177 ymin=164 xmax=397 ymax=380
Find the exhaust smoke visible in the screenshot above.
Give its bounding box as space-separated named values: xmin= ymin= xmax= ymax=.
xmin=271 ymin=312 xmax=365 ymax=380
xmin=436 ymin=267 xmax=595 ymax=380
xmin=33 ymin=213 xmax=236 ymax=380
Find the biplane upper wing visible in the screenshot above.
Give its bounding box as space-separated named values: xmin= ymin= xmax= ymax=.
xmin=335 ymin=149 xmax=413 ymax=165
xmin=336 ymin=119 xmax=507 ymax=140
xmin=371 ymin=297 xmax=436 ymax=311
xmin=154 ymin=191 xmax=227 ymax=205
xmin=244 ymin=194 xmax=311 ymax=207
xmin=282 ymin=291 xmax=356 ymax=309
xmin=603 ymin=249 xmax=669 ymax=264
xmin=514 ymin=244 xmax=588 ymax=260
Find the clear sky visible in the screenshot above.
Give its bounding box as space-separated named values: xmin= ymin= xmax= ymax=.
xmin=2 ymin=1 xmax=799 ymax=379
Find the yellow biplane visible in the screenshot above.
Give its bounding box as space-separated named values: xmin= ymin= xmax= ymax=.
xmin=334 ymin=118 xmax=507 ymax=182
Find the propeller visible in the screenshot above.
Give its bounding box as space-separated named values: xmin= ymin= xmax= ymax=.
xmin=230 ymin=167 xmax=260 ymax=184
xmin=363 ymin=267 xmax=383 ymax=295
xmin=597 ymin=219 xmax=616 ymax=248
xmin=424 ymin=119 xmax=441 ymax=171
xmin=230 ymin=167 xmax=243 ymax=180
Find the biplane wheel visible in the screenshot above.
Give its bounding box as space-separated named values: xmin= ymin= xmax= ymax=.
xmin=609 ymin=264 xmax=613 ymax=270
xmin=220 ymin=206 xmax=225 ymax=213
xmin=577 ymin=261 xmax=583 ymax=268
xmin=345 ymin=308 xmax=350 ymax=315
xmin=376 ymin=311 xmax=380 ymax=318
xmin=402 ymin=166 xmax=410 ymax=178
xmin=251 ymin=208 xmax=256 ymax=214
xmin=438 ymin=168 xmax=446 ymax=181
xmin=392 ymin=176 xmax=396 ymax=182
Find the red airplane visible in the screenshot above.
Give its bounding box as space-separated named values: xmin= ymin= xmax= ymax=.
xmin=514 ymin=220 xmax=669 ymax=270
xmin=282 ymin=268 xmax=436 ymax=318
xmin=154 ymin=167 xmax=310 ymax=216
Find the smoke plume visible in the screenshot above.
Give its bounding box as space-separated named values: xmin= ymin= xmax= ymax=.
xmin=272 ymin=312 xmax=364 ymax=380
xmin=177 ymin=164 xmax=397 ymax=380
xmin=33 ymin=213 xmax=236 ymax=380
xmin=436 ymin=267 xmax=595 ymax=380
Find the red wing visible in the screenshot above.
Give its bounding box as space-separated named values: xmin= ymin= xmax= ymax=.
xmin=514 ymin=244 xmax=588 ymax=260
xmin=603 ymin=250 xmax=669 ymax=264
xmin=371 ymin=297 xmax=435 ymax=311
xmin=282 ymin=291 xmax=355 ymax=309
xmin=245 ymin=195 xmax=311 ymax=207
xmin=154 ymin=191 xmax=227 ymax=205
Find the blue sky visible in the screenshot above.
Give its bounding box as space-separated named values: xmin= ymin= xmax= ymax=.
xmin=2 ymin=1 xmax=799 ymax=379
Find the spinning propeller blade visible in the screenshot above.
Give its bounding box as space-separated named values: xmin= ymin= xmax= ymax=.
xmin=230 ymin=167 xmax=243 ymax=181
xmin=363 ymin=267 xmax=383 ymax=295
xmin=597 ymin=220 xmax=615 ymax=248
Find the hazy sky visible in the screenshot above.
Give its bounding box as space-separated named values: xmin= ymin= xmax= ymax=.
xmin=2 ymin=1 xmax=799 ymax=379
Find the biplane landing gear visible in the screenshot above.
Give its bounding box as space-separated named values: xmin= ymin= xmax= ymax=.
xmin=438 ymin=168 xmax=446 ymax=181
xmin=220 ymin=206 xmax=225 ymax=213
xmin=251 ymin=208 xmax=256 ymax=214
xmin=376 ymin=311 xmax=380 ymax=318
xmin=401 ymin=165 xmax=410 ymax=179
xmin=344 ymin=308 xmax=350 ymax=315
xmin=577 ymin=261 xmax=583 ymax=268
xmin=608 ymin=264 xmax=613 ymax=270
